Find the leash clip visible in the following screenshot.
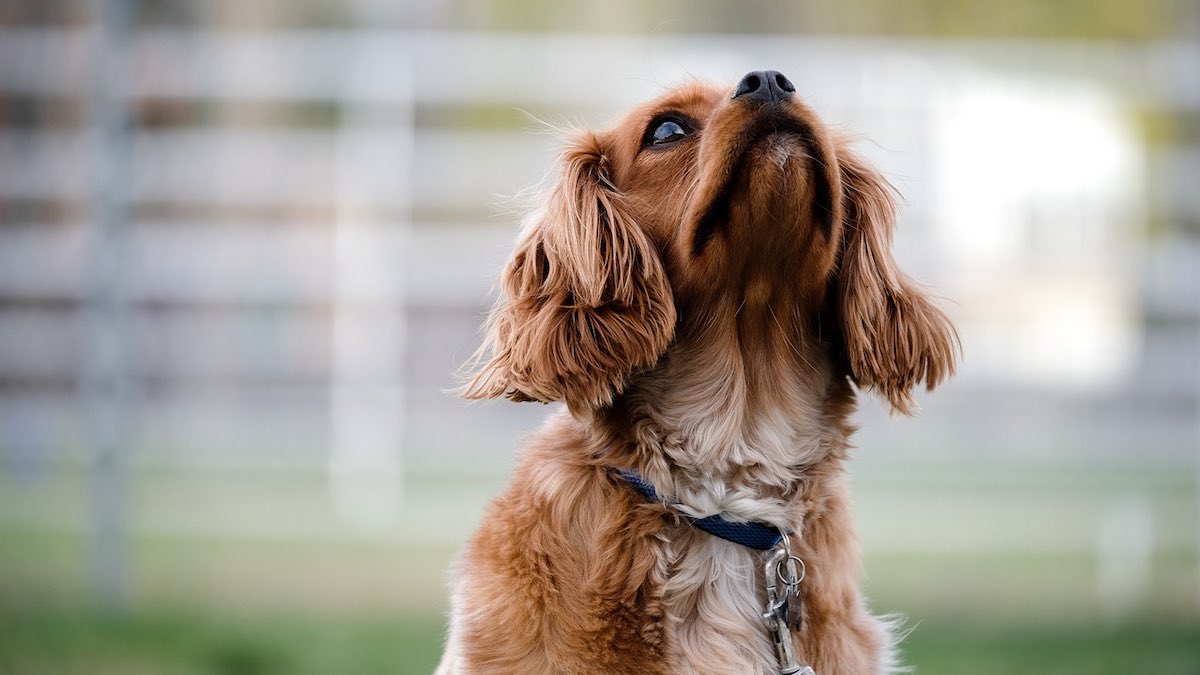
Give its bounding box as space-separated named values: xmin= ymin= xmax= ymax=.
xmin=762 ymin=542 xmax=816 ymax=675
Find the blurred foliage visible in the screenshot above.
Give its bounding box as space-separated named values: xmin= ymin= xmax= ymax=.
xmin=466 ymin=0 xmax=1188 ymax=39
xmin=415 ymin=102 xmax=575 ymax=132
xmin=1 ymin=0 xmax=1191 ymax=40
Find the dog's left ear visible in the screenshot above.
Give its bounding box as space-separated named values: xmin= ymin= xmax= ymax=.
xmin=462 ymin=131 xmax=676 ymax=411
xmin=834 ymin=141 xmax=958 ymax=415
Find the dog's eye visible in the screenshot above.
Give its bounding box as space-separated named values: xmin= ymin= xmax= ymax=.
xmin=644 ymin=117 xmax=692 ymax=147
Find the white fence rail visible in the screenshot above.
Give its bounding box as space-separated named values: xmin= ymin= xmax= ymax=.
xmin=0 ymin=28 xmax=1196 ymax=566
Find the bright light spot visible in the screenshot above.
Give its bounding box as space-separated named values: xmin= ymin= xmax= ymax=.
xmin=934 ymin=71 xmax=1143 ymax=388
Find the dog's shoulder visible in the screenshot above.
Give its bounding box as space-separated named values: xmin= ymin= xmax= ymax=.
xmin=452 ymin=410 xmax=672 ymax=673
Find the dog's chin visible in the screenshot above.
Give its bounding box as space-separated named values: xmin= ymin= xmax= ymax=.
xmin=742 ymin=132 xmax=809 ymax=198
xmin=692 ymin=131 xmax=813 ymax=255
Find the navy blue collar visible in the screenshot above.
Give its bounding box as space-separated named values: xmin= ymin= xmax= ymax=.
xmin=613 ymin=468 xmax=787 ymax=551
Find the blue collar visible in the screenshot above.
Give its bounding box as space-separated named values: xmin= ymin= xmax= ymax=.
xmin=613 ymin=468 xmax=787 ymax=551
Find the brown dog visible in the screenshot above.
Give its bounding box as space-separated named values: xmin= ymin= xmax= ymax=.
xmin=436 ymin=70 xmax=957 ymax=674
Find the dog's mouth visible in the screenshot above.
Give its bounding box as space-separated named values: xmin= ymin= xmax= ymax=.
xmin=691 ymin=114 xmax=820 ymax=256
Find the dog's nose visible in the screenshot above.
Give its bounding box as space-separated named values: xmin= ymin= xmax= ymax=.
xmin=732 ymin=70 xmax=796 ymax=104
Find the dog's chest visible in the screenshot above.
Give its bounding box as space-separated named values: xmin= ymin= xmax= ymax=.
xmin=660 ymin=538 xmax=780 ymax=674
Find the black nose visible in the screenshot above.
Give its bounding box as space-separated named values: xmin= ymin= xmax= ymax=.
xmin=732 ymin=70 xmax=795 ymax=104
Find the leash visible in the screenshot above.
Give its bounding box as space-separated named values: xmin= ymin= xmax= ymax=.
xmin=613 ymin=468 xmax=817 ymax=675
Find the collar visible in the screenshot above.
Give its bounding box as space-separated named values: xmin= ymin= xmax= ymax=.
xmin=613 ymin=468 xmax=787 ymax=551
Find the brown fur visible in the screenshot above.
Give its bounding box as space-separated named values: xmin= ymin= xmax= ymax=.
xmin=439 ymin=76 xmax=958 ymax=674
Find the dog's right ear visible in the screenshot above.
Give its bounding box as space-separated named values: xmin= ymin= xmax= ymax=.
xmin=462 ymin=131 xmax=676 ymax=412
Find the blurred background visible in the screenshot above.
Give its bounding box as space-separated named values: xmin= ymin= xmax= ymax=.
xmin=1 ymin=1 xmax=1199 ymax=673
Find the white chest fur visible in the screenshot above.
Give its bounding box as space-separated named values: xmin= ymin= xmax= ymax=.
xmin=660 ymin=536 xmax=781 ymax=674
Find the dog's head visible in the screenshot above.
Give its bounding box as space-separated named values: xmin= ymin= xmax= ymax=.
xmin=465 ymin=71 xmax=956 ymax=414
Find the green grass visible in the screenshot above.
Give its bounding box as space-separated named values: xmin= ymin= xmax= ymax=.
xmin=1 ymin=608 xmax=1198 ymax=675
xmin=0 ymin=609 xmax=445 ymax=675
xmin=901 ymin=623 xmax=1200 ymax=674
xmin=3 ymin=462 xmax=1199 ymax=672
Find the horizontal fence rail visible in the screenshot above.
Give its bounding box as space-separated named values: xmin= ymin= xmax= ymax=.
xmin=0 ymin=27 xmax=1196 ymax=565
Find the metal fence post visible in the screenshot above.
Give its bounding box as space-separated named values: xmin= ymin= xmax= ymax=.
xmin=84 ymin=0 xmax=135 ymax=610
xmin=328 ymin=37 xmax=413 ymax=533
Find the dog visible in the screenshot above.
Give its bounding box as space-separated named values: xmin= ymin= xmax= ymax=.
xmin=436 ymin=70 xmax=957 ymax=674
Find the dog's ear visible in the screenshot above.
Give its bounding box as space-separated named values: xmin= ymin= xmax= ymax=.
xmin=463 ymin=131 xmax=676 ymax=411
xmin=834 ymin=141 xmax=958 ymax=415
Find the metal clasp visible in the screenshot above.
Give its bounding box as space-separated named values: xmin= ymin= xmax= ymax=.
xmin=762 ymin=540 xmax=816 ymax=675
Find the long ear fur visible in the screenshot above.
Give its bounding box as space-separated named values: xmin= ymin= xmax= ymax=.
xmin=462 ymin=132 xmax=676 ymax=411
xmin=835 ymin=142 xmax=958 ymax=415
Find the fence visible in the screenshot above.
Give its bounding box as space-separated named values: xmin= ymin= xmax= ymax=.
xmin=0 ymin=22 xmax=1198 ymax=612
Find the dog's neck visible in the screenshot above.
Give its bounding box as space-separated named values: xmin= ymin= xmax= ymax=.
xmin=599 ymin=292 xmax=855 ymax=530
